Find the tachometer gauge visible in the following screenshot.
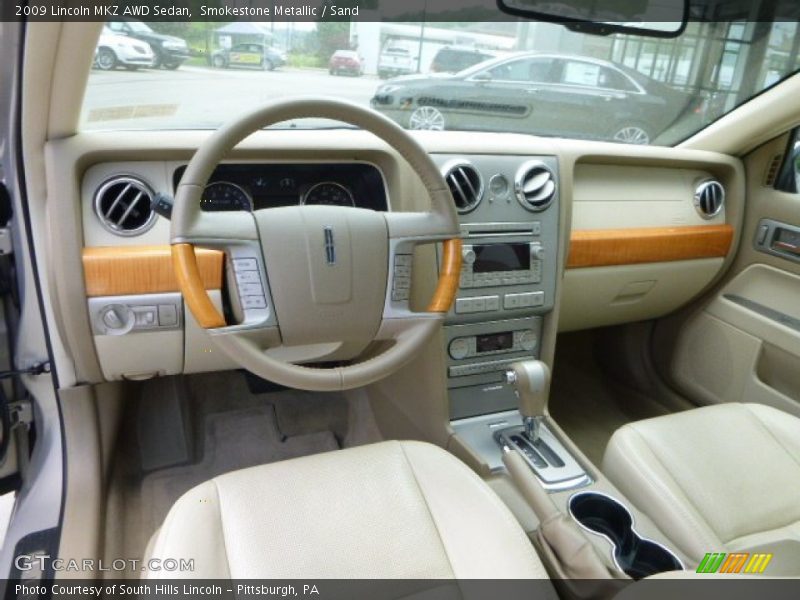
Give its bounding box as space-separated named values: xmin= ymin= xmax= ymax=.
xmin=301 ymin=182 xmax=356 ymax=207
xmin=201 ymin=182 xmax=253 ymax=212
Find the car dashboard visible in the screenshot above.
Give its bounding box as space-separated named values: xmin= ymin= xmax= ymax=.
xmin=47 ymin=130 xmax=742 ymax=405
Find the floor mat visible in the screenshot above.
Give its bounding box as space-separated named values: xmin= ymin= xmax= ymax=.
xmin=550 ymin=335 xmax=669 ymax=467
xmin=140 ymin=405 xmax=339 ymax=537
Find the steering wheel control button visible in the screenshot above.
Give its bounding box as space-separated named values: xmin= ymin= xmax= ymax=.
xmin=241 ymin=296 xmax=267 ymax=310
xmin=393 ymin=265 xmax=411 ymax=278
xmin=238 ymin=283 xmax=264 ymax=296
xmin=394 ymin=254 xmax=412 ymax=267
xmin=233 ymin=258 xmax=258 ymax=271
xmin=235 ymin=270 xmax=261 ymax=284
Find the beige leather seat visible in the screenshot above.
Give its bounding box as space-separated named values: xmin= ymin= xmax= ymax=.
xmin=603 ymin=403 xmax=800 ymax=572
xmin=147 ymin=440 xmax=549 ymax=579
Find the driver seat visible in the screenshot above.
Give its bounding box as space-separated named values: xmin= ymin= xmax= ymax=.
xmin=146 ymin=440 xmax=549 ymax=579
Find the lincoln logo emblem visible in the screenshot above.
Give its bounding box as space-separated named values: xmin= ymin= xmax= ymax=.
xmin=324 ymin=226 xmax=336 ymax=265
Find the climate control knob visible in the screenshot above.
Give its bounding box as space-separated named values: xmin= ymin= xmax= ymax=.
xmin=448 ymin=337 xmax=470 ymax=360
xmin=518 ymin=329 xmax=538 ymax=352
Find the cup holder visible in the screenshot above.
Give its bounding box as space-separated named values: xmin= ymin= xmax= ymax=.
xmin=568 ymin=492 xmax=683 ymax=580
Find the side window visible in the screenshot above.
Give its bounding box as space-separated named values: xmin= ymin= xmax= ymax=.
xmin=775 ymin=128 xmax=800 ymax=194
xmin=487 ymin=58 xmax=554 ymax=82
xmin=599 ymin=67 xmax=638 ymax=92
xmin=561 ymin=61 xmax=602 ymax=87
xmin=528 ymin=59 xmax=555 ymax=83
xmin=486 ymin=59 xmax=530 ymax=81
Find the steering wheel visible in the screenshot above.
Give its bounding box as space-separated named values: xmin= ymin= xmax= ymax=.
xmin=171 ymin=98 xmax=462 ymax=391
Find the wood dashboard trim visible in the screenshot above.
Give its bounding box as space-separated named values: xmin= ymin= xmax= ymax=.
xmin=567 ymin=225 xmax=734 ymax=269
xmin=83 ymin=245 xmax=224 ymax=297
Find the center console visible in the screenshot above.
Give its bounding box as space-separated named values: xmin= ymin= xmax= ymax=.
xmin=434 ymin=155 xmax=560 ymax=421
xmin=432 ymin=155 xmax=687 ymax=581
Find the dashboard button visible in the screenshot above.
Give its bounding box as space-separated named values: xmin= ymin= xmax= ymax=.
xmin=503 ymin=294 xmax=520 ymax=309
xmin=241 ymin=296 xmax=267 ymax=310
xmin=158 ymin=304 xmax=178 ymax=327
xmin=392 ymin=289 xmax=409 ymax=301
xmin=233 ymin=258 xmax=258 ymax=271
xmin=448 ymin=338 xmax=470 ymax=360
xmin=238 ymin=283 xmax=264 ymax=296
xmin=235 ymin=270 xmax=261 ymax=284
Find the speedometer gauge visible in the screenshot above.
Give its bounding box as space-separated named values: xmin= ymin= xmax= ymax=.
xmin=201 ymin=182 xmax=253 ymax=212
xmin=301 ymin=182 xmax=355 ymax=207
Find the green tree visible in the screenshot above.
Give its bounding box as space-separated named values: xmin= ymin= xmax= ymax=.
xmin=316 ymin=21 xmax=350 ymax=61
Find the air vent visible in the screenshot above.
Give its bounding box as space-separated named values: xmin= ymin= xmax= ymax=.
xmin=694 ymin=179 xmax=725 ymax=219
xmin=443 ymin=161 xmax=483 ymax=214
xmin=515 ymin=161 xmax=556 ymax=212
xmin=765 ymin=153 xmax=784 ymax=186
xmin=94 ymin=176 xmax=157 ymax=236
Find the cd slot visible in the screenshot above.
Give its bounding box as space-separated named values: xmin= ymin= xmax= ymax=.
xmin=461 ymin=222 xmax=539 ymax=238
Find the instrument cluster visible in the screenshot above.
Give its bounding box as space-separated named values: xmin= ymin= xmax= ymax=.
xmin=172 ymin=163 xmax=388 ymax=212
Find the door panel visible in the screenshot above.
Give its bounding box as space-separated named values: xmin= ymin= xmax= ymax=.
xmin=667 ymin=131 xmax=800 ymax=414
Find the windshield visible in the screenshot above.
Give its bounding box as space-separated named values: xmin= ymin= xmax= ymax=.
xmin=82 ymin=20 xmax=800 ymax=146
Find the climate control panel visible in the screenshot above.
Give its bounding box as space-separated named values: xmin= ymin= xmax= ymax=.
xmin=448 ymin=328 xmax=538 ymax=360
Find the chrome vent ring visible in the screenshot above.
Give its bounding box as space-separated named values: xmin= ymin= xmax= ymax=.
xmin=694 ymin=179 xmax=725 ymax=219
xmin=443 ymin=161 xmax=483 ymax=214
xmin=515 ymin=161 xmax=556 ymax=212
xmin=93 ymin=176 xmax=157 ymax=236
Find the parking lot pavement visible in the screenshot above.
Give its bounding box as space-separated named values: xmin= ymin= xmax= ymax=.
xmin=83 ymin=65 xmax=384 ymax=129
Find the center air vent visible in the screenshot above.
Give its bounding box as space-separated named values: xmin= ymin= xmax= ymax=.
xmin=515 ymin=161 xmax=556 ymax=212
xmin=443 ymin=161 xmax=483 ymax=214
xmin=694 ymin=179 xmax=725 ymax=219
xmin=94 ymin=176 xmax=157 ymax=236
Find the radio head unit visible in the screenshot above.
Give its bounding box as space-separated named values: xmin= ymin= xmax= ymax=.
xmin=461 ymin=241 xmax=544 ymax=288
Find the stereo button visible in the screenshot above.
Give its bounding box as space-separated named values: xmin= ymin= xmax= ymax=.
xmin=518 ymin=330 xmax=538 ymax=352
xmin=448 ymin=338 xmax=470 ymax=360
xmin=485 ymin=295 xmax=500 ymax=311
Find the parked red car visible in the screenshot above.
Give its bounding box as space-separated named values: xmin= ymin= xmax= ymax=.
xmin=329 ymin=50 xmax=364 ymax=76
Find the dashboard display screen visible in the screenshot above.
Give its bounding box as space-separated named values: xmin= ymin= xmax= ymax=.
xmin=473 ymin=243 xmax=530 ymax=273
xmin=476 ymin=332 xmax=514 ymax=353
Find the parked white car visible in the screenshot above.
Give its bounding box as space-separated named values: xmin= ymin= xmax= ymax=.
xmin=94 ymin=28 xmax=154 ymax=71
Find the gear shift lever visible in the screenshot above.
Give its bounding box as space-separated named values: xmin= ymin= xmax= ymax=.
xmin=505 ymin=360 xmax=551 ymax=443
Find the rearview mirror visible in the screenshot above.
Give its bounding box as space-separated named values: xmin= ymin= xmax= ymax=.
xmin=497 ymin=0 xmax=688 ymax=38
